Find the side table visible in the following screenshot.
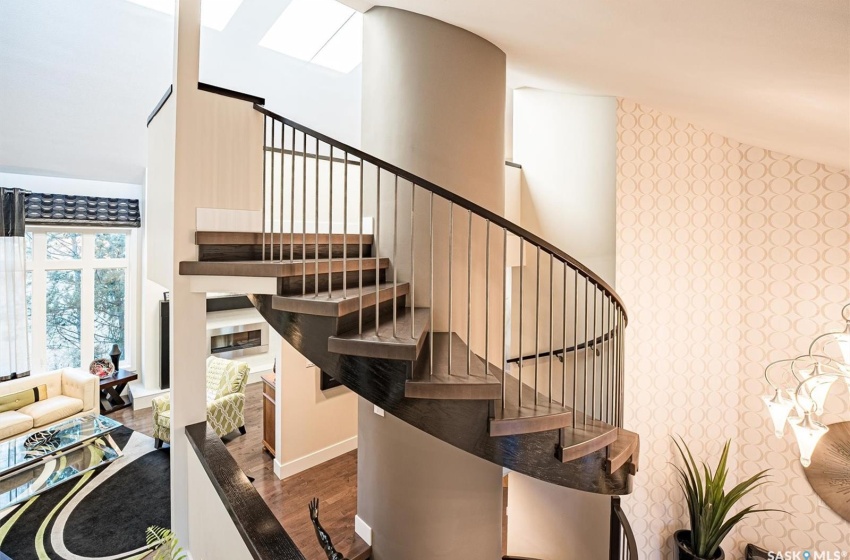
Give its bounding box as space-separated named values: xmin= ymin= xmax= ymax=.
xmin=99 ymin=370 xmax=138 ymax=414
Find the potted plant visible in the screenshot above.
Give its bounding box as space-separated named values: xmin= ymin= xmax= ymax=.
xmin=672 ymin=437 xmax=777 ymax=560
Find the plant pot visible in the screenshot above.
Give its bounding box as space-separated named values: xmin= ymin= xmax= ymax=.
xmin=674 ymin=530 xmax=725 ymax=560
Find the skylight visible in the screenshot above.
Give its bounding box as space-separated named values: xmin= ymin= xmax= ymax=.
xmin=125 ymin=0 xmax=243 ymax=32
xmin=259 ymin=0 xmax=363 ymax=74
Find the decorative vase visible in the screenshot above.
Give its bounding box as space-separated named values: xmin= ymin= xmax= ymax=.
xmin=110 ymin=344 xmax=121 ymax=371
xmin=674 ymin=530 xmax=725 ymax=560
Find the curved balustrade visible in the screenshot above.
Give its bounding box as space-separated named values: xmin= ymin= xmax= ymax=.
xmin=254 ymin=104 xmax=628 ymax=431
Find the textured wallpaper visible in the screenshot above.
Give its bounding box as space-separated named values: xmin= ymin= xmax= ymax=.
xmin=616 ymin=98 xmax=850 ymax=556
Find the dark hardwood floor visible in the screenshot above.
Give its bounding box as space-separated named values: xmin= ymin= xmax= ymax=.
xmin=113 ymin=383 xmax=368 ymax=560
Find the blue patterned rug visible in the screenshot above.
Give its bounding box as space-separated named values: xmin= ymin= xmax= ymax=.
xmin=0 ymin=427 xmax=170 ymax=560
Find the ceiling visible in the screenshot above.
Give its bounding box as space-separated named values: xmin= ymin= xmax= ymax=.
xmin=0 ymin=0 xmax=362 ymax=186
xmin=1 ymin=0 xmax=847 ymax=186
xmin=353 ymin=0 xmax=850 ymax=169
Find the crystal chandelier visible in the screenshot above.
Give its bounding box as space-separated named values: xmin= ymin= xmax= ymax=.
xmin=762 ymin=303 xmax=850 ymax=467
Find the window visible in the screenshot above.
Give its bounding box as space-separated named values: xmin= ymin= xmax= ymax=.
xmin=25 ymin=228 xmax=136 ymax=372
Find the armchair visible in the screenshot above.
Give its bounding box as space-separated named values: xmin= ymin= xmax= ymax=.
xmin=152 ymin=356 xmax=249 ymax=448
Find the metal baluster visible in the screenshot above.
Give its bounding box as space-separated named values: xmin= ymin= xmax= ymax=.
xmin=601 ymin=293 xmax=607 ymax=422
xmin=279 ymin=123 xmax=285 ymax=262
xmin=608 ymin=296 xmax=614 ymax=423
xmin=592 ymin=286 xmax=597 ymax=420
xmin=302 ymin=133 xmax=307 ymax=295
xmin=375 ymin=169 xmax=381 ymax=332
xmin=534 ymin=246 xmax=540 ymax=404
xmin=393 ymin=175 xmax=398 ymax=337
xmin=484 ymin=220 xmax=490 ymax=375
xmin=290 ymin=126 xmax=295 ymax=262
xmin=410 ymin=183 xmax=416 ymax=339
xmin=466 ymin=210 xmax=471 ymax=377
xmin=548 ymin=253 xmax=553 ymax=404
xmin=501 ymin=228 xmax=507 ymax=409
xmin=620 ymin=308 xmax=625 ymax=426
xmin=583 ymin=277 xmax=589 ymax=424
xmin=270 ymin=119 xmax=275 ymax=261
xmin=562 ymin=261 xmax=567 ymax=406
xmin=358 ymin=161 xmax=364 ymax=334
xmin=328 ymin=145 xmax=333 ymax=298
xmin=429 ymin=192 xmax=434 ymax=376
xmin=518 ymin=239 xmax=524 ymax=407
xmin=343 ymin=151 xmax=348 ymax=298
xmin=262 ymin=116 xmax=267 ymax=262
xmin=314 ymin=137 xmax=320 ymax=296
xmin=573 ymin=269 xmax=578 ymax=415
xmin=447 ymin=202 xmax=453 ymax=375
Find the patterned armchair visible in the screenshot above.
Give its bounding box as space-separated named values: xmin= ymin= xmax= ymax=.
xmin=152 ymin=356 xmax=250 ymax=448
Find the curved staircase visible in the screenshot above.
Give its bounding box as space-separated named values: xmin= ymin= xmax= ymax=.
xmin=179 ymin=105 xmax=639 ymax=495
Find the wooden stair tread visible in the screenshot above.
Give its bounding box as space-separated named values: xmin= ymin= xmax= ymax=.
xmin=556 ymin=415 xmax=619 ymax=463
xmin=348 ymin=534 xmax=371 ymax=560
xmin=605 ymin=427 xmax=639 ymax=475
xmin=328 ymin=308 xmax=430 ymax=361
xmin=195 ymin=231 xmax=374 ymax=246
xmin=272 ymin=282 xmax=409 ymax=317
xmin=490 ymin=368 xmax=573 ymax=436
xmin=405 ymin=332 xmax=502 ymax=400
xmin=179 ymin=258 xmax=389 ymax=278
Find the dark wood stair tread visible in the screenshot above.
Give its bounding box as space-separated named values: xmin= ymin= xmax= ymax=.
xmin=555 ymin=415 xmax=620 ymax=463
xmin=490 ymin=369 xmax=574 ymax=436
xmin=605 ymin=427 xmax=639 ymax=475
xmin=195 ymin=231 xmax=374 ymax=246
xmin=405 ymin=332 xmax=501 ymax=400
xmin=272 ymin=282 xmax=409 ymax=317
xmin=328 ymin=308 xmax=430 ymax=361
xmin=179 ymin=258 xmax=389 ymax=278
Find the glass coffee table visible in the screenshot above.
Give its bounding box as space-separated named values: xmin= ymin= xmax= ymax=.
xmin=0 ymin=414 xmax=124 ymax=509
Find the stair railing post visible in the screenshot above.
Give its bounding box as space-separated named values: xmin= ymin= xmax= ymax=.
xmin=572 ymin=268 xmax=578 ymax=415
xmin=328 ymin=145 xmax=333 ymax=298
xmin=466 ymin=209 xmax=472 ymax=377
xmin=584 ymin=276 xmax=589 ymax=425
xmin=447 ymin=201 xmax=453 ymax=375
xmin=314 ymin=136 xmax=320 ymax=296
xmin=501 ymin=228 xmax=507 ymax=409
xmin=518 ymin=238 xmax=523 ymax=407
xmin=302 ymin=132 xmax=307 ymax=295
xmin=429 ymin=192 xmax=434 ymax=376
xmin=358 ymin=160 xmax=364 ymax=334
xmin=262 ymin=116 xmax=267 ymax=262
xmin=534 ymin=246 xmax=540 ymax=405
xmin=343 ymin=150 xmax=348 ymax=298
xmin=592 ymin=286 xmax=598 ymax=420
xmin=562 ymin=261 xmax=567 ymax=407
xmin=410 ymin=182 xmax=416 ymax=339
xmin=549 ymin=252 xmax=554 ymax=403
xmin=393 ymin=175 xmax=398 ymax=337
xmin=290 ymin=126 xmax=295 ymax=262
xmin=279 ymin=121 xmax=285 ymax=262
xmin=375 ymin=168 xmax=381 ymax=331
xmin=269 ymin=118 xmax=275 ymax=261
xmin=484 ymin=219 xmax=490 ymax=375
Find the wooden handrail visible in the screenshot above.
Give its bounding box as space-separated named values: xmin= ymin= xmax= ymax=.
xmin=252 ymin=103 xmax=628 ymax=324
xmin=185 ymin=422 xmax=306 ymax=559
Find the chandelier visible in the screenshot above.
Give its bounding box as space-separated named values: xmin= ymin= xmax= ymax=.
xmin=762 ymin=303 xmax=850 ymax=467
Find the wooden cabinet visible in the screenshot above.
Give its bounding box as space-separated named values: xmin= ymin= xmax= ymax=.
xmin=261 ymin=373 xmax=276 ymax=457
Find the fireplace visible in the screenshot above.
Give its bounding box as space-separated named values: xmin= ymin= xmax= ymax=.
xmin=207 ymin=321 xmax=269 ymax=359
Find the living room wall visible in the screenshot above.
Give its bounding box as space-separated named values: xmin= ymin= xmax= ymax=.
xmin=616 ymin=98 xmax=850 ymax=556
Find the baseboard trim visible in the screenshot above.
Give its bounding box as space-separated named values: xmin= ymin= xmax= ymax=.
xmin=273 ymin=435 xmax=358 ymax=480
xmin=354 ymin=515 xmax=372 ymax=546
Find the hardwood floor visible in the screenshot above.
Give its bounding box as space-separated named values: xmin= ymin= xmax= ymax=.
xmin=113 ymin=383 xmax=368 ymax=560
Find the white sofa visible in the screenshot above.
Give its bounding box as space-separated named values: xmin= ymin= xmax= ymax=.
xmin=0 ymin=369 xmax=99 ymax=442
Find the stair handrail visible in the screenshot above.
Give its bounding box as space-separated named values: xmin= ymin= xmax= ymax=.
xmin=253 ymin=104 xmax=627 ymax=322
xmin=609 ymin=496 xmax=639 ymax=560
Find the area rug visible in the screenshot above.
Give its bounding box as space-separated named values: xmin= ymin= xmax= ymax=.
xmin=0 ymin=427 xmax=170 ymax=560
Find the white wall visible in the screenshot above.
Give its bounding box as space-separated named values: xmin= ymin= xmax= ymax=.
xmin=506 ymin=472 xmax=609 ymax=560
xmin=274 ymin=338 xmax=358 ymax=479
xmin=512 ymin=88 xmax=617 ymax=284
xmin=506 ymin=88 xmax=618 ymax=558
xmin=187 ymin=449 xmax=254 ymax=560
